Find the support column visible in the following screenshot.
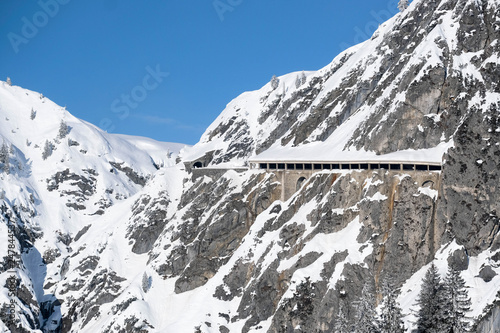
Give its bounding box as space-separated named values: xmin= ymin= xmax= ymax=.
xmin=281 ymin=171 xmax=286 ymax=202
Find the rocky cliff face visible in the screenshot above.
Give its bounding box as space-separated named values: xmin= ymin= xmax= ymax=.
xmin=1 ymin=0 xmax=500 ymax=332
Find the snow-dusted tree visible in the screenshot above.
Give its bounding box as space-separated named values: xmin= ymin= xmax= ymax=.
xmin=6 ymin=77 xmax=12 ymax=86
xmin=301 ymin=71 xmax=306 ymax=85
xmin=294 ymin=72 xmax=307 ymax=89
xmin=398 ymin=0 xmax=409 ymax=12
xmin=290 ymin=277 xmax=315 ymax=323
xmin=58 ymin=120 xmax=69 ymax=138
xmin=42 ymin=140 xmax=53 ymax=160
xmin=415 ymin=264 xmax=446 ymax=333
xmin=271 ymin=75 xmax=280 ymax=90
xmin=4 ymin=159 xmax=10 ymax=174
xmin=0 ymin=143 xmax=8 ymax=161
xmin=142 ymin=272 xmax=152 ymax=293
xmin=0 ymin=143 xmax=10 ymax=174
xmin=355 ymin=283 xmax=379 ymax=333
xmin=442 ymin=265 xmax=471 ymax=333
xmin=379 ymin=278 xmax=405 ymax=333
xmin=30 ymin=108 xmax=36 ymax=120
xmin=334 ymin=299 xmax=351 ymax=333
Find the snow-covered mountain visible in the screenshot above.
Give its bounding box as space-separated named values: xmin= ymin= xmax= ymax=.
xmin=1 ymin=0 xmax=500 ymax=332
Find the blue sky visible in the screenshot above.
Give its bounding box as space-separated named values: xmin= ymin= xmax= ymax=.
xmin=0 ymin=0 xmax=401 ymax=145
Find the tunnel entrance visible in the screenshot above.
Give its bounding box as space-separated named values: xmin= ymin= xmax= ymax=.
xmin=193 ymin=161 xmax=203 ymax=169
xmin=422 ymin=180 xmax=434 ymax=188
xmin=296 ymin=177 xmax=307 ymax=191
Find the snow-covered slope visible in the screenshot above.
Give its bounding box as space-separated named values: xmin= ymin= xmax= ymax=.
xmin=2 ymin=0 xmax=500 ymax=332
xmin=0 ymin=81 xmax=186 ymax=332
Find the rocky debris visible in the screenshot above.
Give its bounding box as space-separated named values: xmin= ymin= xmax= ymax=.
xmin=109 ymin=162 xmax=148 ymax=186
xmin=74 ymin=225 xmax=91 ymax=242
xmin=102 ymin=315 xmax=154 ymax=333
xmin=479 ymin=265 xmax=497 ymax=282
xmin=43 ymin=248 xmax=61 ymax=264
xmin=447 ymin=248 xmax=469 ymax=271
xmin=46 ymin=168 xmax=98 ymax=211
xmin=75 ymin=255 xmax=100 ymax=274
xmin=62 ymin=269 xmax=126 ymax=330
xmin=127 ymin=192 xmax=170 ymax=254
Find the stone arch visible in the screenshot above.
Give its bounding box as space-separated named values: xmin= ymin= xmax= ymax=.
xmin=422 ymin=180 xmax=434 ymax=188
xmin=296 ymin=176 xmax=307 ymax=191
xmin=193 ymin=161 xmax=203 ymax=169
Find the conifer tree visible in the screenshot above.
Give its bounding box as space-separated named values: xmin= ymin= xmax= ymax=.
xmin=6 ymin=77 xmax=12 ymax=86
xmin=379 ymin=278 xmax=405 ymax=333
xmin=0 ymin=143 xmax=8 ymax=162
xmin=290 ymin=277 xmax=315 ymax=323
xmin=355 ymin=283 xmax=379 ymax=333
xmin=415 ymin=264 xmax=446 ymax=333
xmin=295 ymin=71 xmax=307 ymax=88
xmin=398 ymin=0 xmax=410 ymax=12
xmin=442 ymin=266 xmax=471 ymax=333
xmin=30 ymin=108 xmax=36 ymax=120
xmin=42 ymin=140 xmax=53 ymax=160
xmin=58 ymin=120 xmax=69 ymax=139
xmin=295 ymin=74 xmax=302 ymax=89
xmin=271 ymin=75 xmax=280 ymax=90
xmin=142 ymin=272 xmax=152 ymax=293
xmin=334 ymin=299 xmax=351 ymax=333
xmin=0 ymin=143 xmax=9 ymax=174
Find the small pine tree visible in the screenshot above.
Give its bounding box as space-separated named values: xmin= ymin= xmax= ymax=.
xmin=442 ymin=266 xmax=471 ymax=333
xmin=30 ymin=108 xmax=36 ymax=120
xmin=6 ymin=77 xmax=12 ymax=86
xmin=398 ymin=0 xmax=410 ymax=12
xmin=290 ymin=277 xmax=315 ymax=323
xmin=3 ymin=158 xmax=9 ymax=174
xmin=334 ymin=300 xmax=351 ymax=333
xmin=355 ymin=283 xmax=379 ymax=333
xmin=379 ymin=278 xmax=405 ymax=333
xmin=58 ymin=120 xmax=69 ymax=139
xmin=301 ymin=71 xmax=306 ymax=85
xmin=142 ymin=272 xmax=152 ymax=293
xmin=415 ymin=264 xmax=446 ymax=333
xmin=42 ymin=140 xmax=53 ymax=160
xmin=0 ymin=143 xmax=8 ymax=163
xmin=295 ymin=74 xmax=302 ymax=89
xmin=271 ymin=75 xmax=280 ymax=90
xmin=0 ymin=143 xmax=9 ymax=174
